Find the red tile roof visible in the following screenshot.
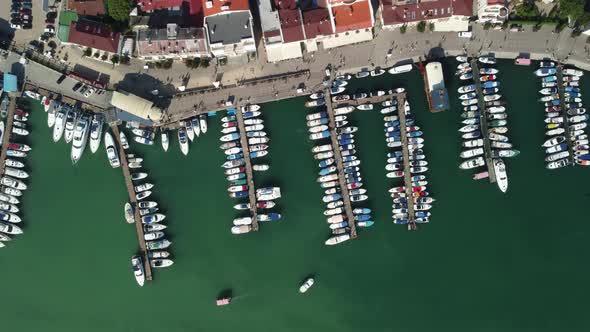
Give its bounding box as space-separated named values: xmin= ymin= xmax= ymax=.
xmin=67 ymin=0 xmax=106 ymax=16
xmin=302 ymin=8 xmax=333 ymax=39
xmin=202 ymin=0 xmax=250 ymax=17
xmin=137 ymin=0 xmax=203 ymax=15
xmin=487 ymin=0 xmax=505 ymax=5
xmin=68 ymin=20 xmax=121 ymax=53
xmin=278 ymin=8 xmax=305 ymax=42
xmin=381 ymin=0 xmax=473 ymax=26
xmin=332 ymin=1 xmax=373 ymax=33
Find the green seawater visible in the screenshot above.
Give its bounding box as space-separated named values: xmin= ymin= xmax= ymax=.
xmin=1 ymin=60 xmax=590 ymax=331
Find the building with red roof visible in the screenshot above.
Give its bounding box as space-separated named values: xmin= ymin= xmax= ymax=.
xmin=203 ymin=0 xmax=256 ymax=60
xmin=137 ymin=0 xmax=203 ymax=15
xmin=256 ymin=0 xmax=374 ymax=62
xmin=66 ymin=19 xmax=121 ymax=54
xmin=380 ymin=0 xmax=473 ymax=31
xmin=137 ymin=23 xmax=208 ymax=60
xmin=476 ymin=0 xmax=508 ymax=23
xmin=66 ymin=0 xmax=106 ymax=16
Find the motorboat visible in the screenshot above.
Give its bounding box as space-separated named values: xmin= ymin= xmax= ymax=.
xmin=478 ymin=56 xmax=496 ymax=64
xmin=458 ymin=85 xmax=476 ymax=93
xmin=493 ymin=159 xmax=508 ymax=193
xmin=64 ymin=110 xmax=78 ymax=143
xmin=150 ymin=259 xmax=174 ymax=268
xmin=178 ymin=128 xmax=189 ymax=156
xmin=307 ymin=111 xmax=327 ymax=121
xmin=310 ymin=92 xmax=324 ymax=100
xmin=243 ymin=111 xmax=261 ymax=119
xmin=546 ymin=143 xmax=568 ymax=154
xmin=142 ymin=213 xmax=166 ymax=224
xmin=71 ymin=115 xmax=90 ymax=164
xmin=0 ymin=221 xmax=23 ymax=234
xmin=135 ymin=182 xmax=154 ymax=193
xmin=89 ymin=115 xmax=103 ymax=154
xmin=131 ymin=255 xmax=145 ymax=287
xmin=0 ymin=211 xmax=21 ymax=223
xmin=1 ymin=176 xmax=27 ymax=190
xmin=547 ymin=159 xmax=570 ymax=169
xmin=136 ymin=190 xmax=152 ymax=200
xmin=480 ymin=67 xmax=498 ymax=75
xmin=370 ymin=68 xmax=385 ymax=76
xmin=120 ymin=131 xmax=130 ymax=149
xmin=356 ymin=70 xmax=371 ymax=78
xmin=299 ymin=278 xmax=315 ymax=293
xmin=190 ymin=117 xmax=201 ymax=138
xmin=257 ymin=213 xmax=282 ymax=222
xmin=545 ymin=151 xmax=569 ymax=162
xmin=148 ymin=250 xmax=170 ymax=259
xmin=325 ymin=234 xmax=350 ymax=245
xmin=184 ymin=120 xmax=195 ymax=142
xmin=0 ymin=202 xmax=18 ymax=213
xmin=535 ymin=68 xmax=557 ymax=76
xmin=563 ymin=68 xmax=583 ymax=76
xmin=124 ymin=202 xmax=135 ymax=224
xmin=459 ymin=92 xmax=477 ymax=100
xmin=231 ymin=225 xmax=252 ymax=234
xmin=220 ymin=133 xmax=240 ymax=142
xmin=199 ymin=115 xmax=209 ymax=134
xmin=52 ymin=107 xmax=67 ymax=142
xmin=305 ymin=99 xmax=325 ymax=108
xmin=459 ymin=156 xmax=485 ymax=169
xmin=357 ymin=104 xmax=373 ymax=111
xmin=47 ymin=102 xmax=57 ymax=127
xmin=388 ymin=64 xmax=413 ymax=74
xmin=0 ymin=193 xmax=19 ymax=204
xmin=334 ymin=106 xmax=355 ymax=115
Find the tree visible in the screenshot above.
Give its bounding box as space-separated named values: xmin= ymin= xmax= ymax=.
xmin=111 ymin=54 xmax=119 ymax=64
xmin=484 ymin=22 xmax=492 ymax=30
xmin=200 ymin=58 xmax=210 ymax=68
xmin=428 ymin=22 xmax=435 ymax=32
xmin=94 ymin=52 xmax=100 ymax=58
xmin=101 ymin=54 xmax=108 ymax=61
xmin=515 ymin=1 xmax=540 ymax=19
xmin=107 ymin=0 xmax=131 ymax=22
xmin=400 ymin=24 xmax=407 ymax=34
xmin=84 ymin=47 xmax=92 ymax=57
xmin=417 ymin=21 xmax=426 ymax=33
xmin=120 ymin=55 xmax=130 ymax=65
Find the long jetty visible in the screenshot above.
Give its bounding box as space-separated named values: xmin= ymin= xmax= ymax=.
xmin=555 ymin=65 xmax=575 ymax=164
xmin=110 ymin=124 xmax=153 ymax=281
xmin=395 ymin=94 xmax=416 ymax=229
xmin=234 ymin=108 xmax=259 ymax=231
xmin=470 ymin=59 xmax=497 ymax=183
xmin=0 ymin=96 xmax=17 ymax=176
xmin=324 ymin=90 xmax=357 ymax=239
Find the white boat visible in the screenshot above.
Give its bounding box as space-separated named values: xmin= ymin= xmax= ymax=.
xmin=200 ymin=114 xmax=208 ymax=134
xmin=71 ymin=115 xmax=90 ymax=164
xmin=299 ymin=278 xmax=315 ymax=293
xmin=493 ymin=159 xmax=508 ymax=193
xmin=231 ymin=225 xmax=252 ymax=234
xmin=120 ymin=131 xmax=130 ymax=149
xmin=191 ymin=117 xmax=201 ymax=138
xmin=460 ymin=148 xmax=484 ymax=158
xmin=388 ymin=64 xmax=413 ymax=74
xmin=334 ymin=106 xmax=355 ymax=115
xmin=144 ymin=231 xmax=165 ymax=241
xmin=0 ymin=202 xmax=18 ymax=213
xmin=134 ymin=136 xmax=154 ymax=145
xmin=242 ymin=104 xmax=261 ymax=112
xmin=47 ymin=102 xmax=57 ymax=127
xmin=136 ymin=190 xmax=152 ymax=200
xmin=52 ymin=107 xmax=67 ymax=142
xmin=325 ymin=234 xmax=350 ymax=245
xmin=184 ymin=120 xmax=195 ymax=142
xmin=64 ymin=110 xmax=78 ymax=143
xmin=356 ymin=104 xmax=373 ymax=111
xmin=1 ymin=177 xmax=27 ymax=190
xmin=563 ymin=68 xmax=583 ymax=77
xmin=310 ymin=92 xmax=324 ymax=100
xmin=178 ymin=128 xmax=189 ymax=156
xmin=135 ymin=183 xmax=154 ymax=192
xmin=0 ymin=221 xmax=23 ymax=234
xmin=0 ymin=193 xmax=19 ymax=204
xmin=233 ymin=217 xmax=252 ymax=226
xmin=459 ymin=156 xmax=485 ymax=169
xmin=252 ymin=164 xmax=270 ymax=171
xmin=131 ymin=255 xmax=145 ymax=287
xmin=88 ymin=115 xmax=103 ymax=154
xmin=160 ymin=131 xmax=169 ymax=152
xmin=12 ymin=127 xmax=29 ymax=136
xmin=150 ymin=259 xmax=174 ymax=268
xmin=370 ymin=68 xmax=385 ymax=77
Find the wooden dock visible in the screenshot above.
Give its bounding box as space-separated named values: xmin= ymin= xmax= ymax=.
xmin=332 ymin=91 xmax=400 ymax=107
xmin=324 ymin=89 xmax=357 ymax=239
xmin=470 ymin=60 xmax=497 ymax=183
xmin=395 ymin=95 xmax=416 ymax=229
xmin=110 ymin=124 xmax=153 ymax=281
xmin=555 ymin=65 xmax=575 ymax=165
xmin=0 ymin=96 xmax=17 ymax=177
xmin=234 ymin=108 xmax=259 ymax=231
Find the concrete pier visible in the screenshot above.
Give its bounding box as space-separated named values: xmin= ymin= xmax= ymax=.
xmin=324 ymin=89 xmax=357 ymax=239
xmin=395 ymin=95 xmax=416 ymax=228
xmin=555 ymin=65 xmax=575 ymax=165
xmin=471 ymin=59 xmax=497 ymax=183
xmin=110 ymin=125 xmax=153 ymax=281
xmin=234 ymin=108 xmax=259 ymax=231
xmin=0 ymin=96 xmax=17 ymax=177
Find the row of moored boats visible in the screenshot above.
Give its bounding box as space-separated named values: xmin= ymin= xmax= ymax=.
xmin=305 ymin=81 xmax=374 ymax=246
xmin=534 ymin=63 xmax=589 ymax=168
xmin=0 ymin=92 xmax=31 ymax=247
xmin=455 ymin=55 xmax=513 ymax=193
xmin=218 ymin=105 xmax=282 ymax=234
xmin=382 ymin=97 xmax=435 ymax=228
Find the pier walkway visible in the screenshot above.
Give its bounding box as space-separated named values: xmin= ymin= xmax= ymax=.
xmin=470 ymin=60 xmax=497 ymax=183
xmin=0 ymin=96 xmax=17 ymax=177
xmin=396 ymin=95 xmax=416 ymax=228
xmin=332 ymin=92 xmax=399 ymax=107
xmin=234 ymin=108 xmax=259 ymax=231
xmin=555 ymin=65 xmax=575 ymax=165
xmin=324 ymin=89 xmax=357 ymax=239
xmin=110 ymin=124 xmax=153 ymax=282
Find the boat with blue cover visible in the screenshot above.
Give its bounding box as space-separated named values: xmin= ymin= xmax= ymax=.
xmin=535 ymin=68 xmax=557 ymax=76
xmin=319 ymin=166 xmax=337 ymax=176
xmin=310 ymin=130 xmax=330 ymax=140
xmin=243 ymin=111 xmax=261 ymax=119
xmin=393 ymin=219 xmax=408 ymax=224
xmin=354 ymin=214 xmax=371 ymax=222
xmin=386 ymin=132 xmax=401 ymax=138
xmin=257 ymin=213 xmax=282 ymax=222
xmin=229 ymin=191 xmax=248 ymax=198
xmin=227 ymin=153 xmax=243 ymax=160
xmin=542 ymin=75 xmax=557 ymax=82
xmin=483 ymin=81 xmax=499 ymax=88
xmin=344 ymin=167 xmax=359 ymax=174
xmin=407 ymin=131 xmax=423 ymax=137
xmin=353 ymin=208 xmax=371 ymax=215
xmin=319 ymin=159 xmax=334 ymax=167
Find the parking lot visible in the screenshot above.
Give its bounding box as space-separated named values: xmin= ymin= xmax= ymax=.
xmin=0 ymin=0 xmax=55 ymax=48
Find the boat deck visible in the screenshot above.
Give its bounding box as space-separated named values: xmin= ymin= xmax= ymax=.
xmin=110 ymin=124 xmax=153 ymax=282
xmin=396 ymin=94 xmax=417 ymax=228
xmin=470 ymin=60 xmax=497 ymax=183
xmin=234 ymin=108 xmax=259 ymax=231
xmin=555 ymin=65 xmax=575 ymax=165
xmin=324 ymin=89 xmax=357 ymax=239
xmin=0 ymin=96 xmax=17 ymax=177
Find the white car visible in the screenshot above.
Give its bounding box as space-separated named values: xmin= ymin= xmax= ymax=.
xmin=44 ymin=26 xmax=55 ymax=34
xmin=458 ymin=31 xmax=472 ymax=38
xmin=11 ymin=24 xmax=22 ymax=30
xmin=84 ymin=87 xmax=96 ymax=98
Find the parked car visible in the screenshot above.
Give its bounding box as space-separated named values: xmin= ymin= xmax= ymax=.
xmin=44 ymin=25 xmax=55 ymax=34
xmin=79 ymin=85 xmax=88 ymax=95
xmin=45 ymin=18 xmax=55 ymax=24
xmin=458 ymin=31 xmax=472 ymax=38
xmin=84 ymin=87 xmax=96 ymax=98
xmin=23 ymin=23 xmax=32 ymax=29
xmin=72 ymin=82 xmax=83 ymax=92
xmin=10 ymin=24 xmax=22 ymax=30
xmin=20 ymin=8 xmax=31 ymax=14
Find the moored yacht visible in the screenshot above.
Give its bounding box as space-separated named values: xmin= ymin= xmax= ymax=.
xmin=71 ymin=115 xmax=90 ymax=164
xmin=89 ymin=114 xmax=103 ymax=154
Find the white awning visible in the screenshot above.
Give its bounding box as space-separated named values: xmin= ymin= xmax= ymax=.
xmin=110 ymin=91 xmax=162 ymax=122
